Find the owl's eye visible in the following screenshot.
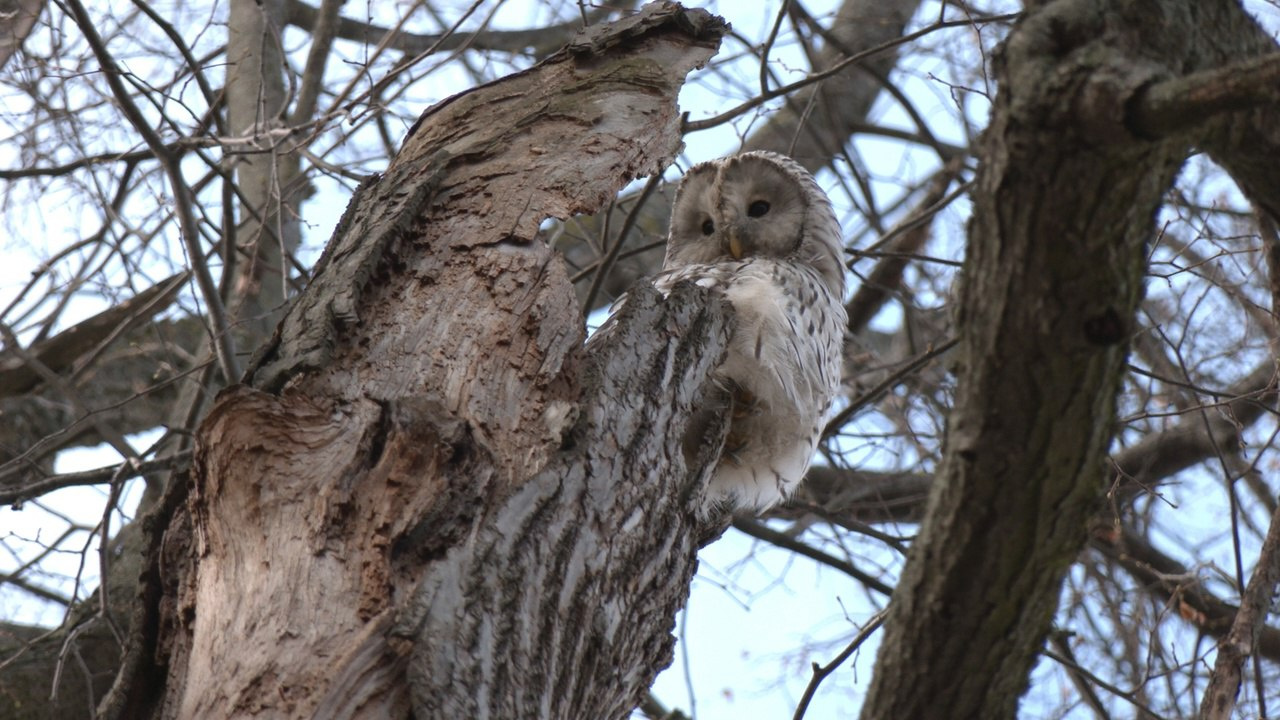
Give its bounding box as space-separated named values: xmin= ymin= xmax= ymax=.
xmin=701 ymin=219 xmax=715 ymax=236
xmin=747 ymin=200 xmax=771 ymax=218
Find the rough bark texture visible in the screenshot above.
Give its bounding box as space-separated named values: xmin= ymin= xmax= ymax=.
xmin=395 ymin=282 xmax=730 ymax=718
xmin=104 ymin=5 xmax=729 ymax=718
xmin=857 ymin=2 xmax=1280 ymax=718
xmin=0 ymin=0 xmax=43 ymax=70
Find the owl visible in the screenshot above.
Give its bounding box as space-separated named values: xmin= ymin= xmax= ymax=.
xmin=604 ymin=151 xmax=847 ymax=513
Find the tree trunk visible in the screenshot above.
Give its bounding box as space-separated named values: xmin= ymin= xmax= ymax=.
xmin=224 ymin=0 xmax=296 ymax=342
xmin=103 ymin=5 xmax=730 ymax=718
xmin=858 ymin=1 xmax=1280 ymax=717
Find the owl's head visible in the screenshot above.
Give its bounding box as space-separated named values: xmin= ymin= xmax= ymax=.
xmin=665 ymin=151 xmax=845 ymax=297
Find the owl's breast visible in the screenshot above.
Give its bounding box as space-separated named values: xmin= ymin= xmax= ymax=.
xmin=715 ymin=260 xmax=843 ymax=417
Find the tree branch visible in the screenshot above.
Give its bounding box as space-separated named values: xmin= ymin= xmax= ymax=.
xmin=1199 ymin=492 xmax=1280 ymax=718
xmin=1091 ymin=525 xmax=1280 ymax=662
xmin=62 ymin=0 xmax=239 ymax=383
xmin=845 ymin=158 xmax=967 ymax=335
xmin=732 ymin=517 xmax=894 ymax=597
xmin=0 ymin=452 xmax=190 ymax=508
xmin=283 ymin=0 xmax=633 ymax=59
xmin=0 ymin=273 xmax=187 ymax=398
xmin=1129 ymin=52 xmax=1280 ymax=139
xmin=792 ymin=610 xmax=886 ymax=720
xmin=1111 ymin=359 xmax=1278 ymax=506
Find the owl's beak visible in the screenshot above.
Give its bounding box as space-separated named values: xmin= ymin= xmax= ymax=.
xmin=726 ymin=229 xmax=745 ymax=259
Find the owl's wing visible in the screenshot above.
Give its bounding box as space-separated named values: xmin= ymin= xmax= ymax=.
xmin=601 ymin=260 xmax=841 ymax=408
xmin=650 ymin=262 xmax=739 ymax=297
xmin=588 ymin=259 xmax=846 ymax=513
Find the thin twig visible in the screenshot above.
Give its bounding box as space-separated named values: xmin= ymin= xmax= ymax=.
xmin=583 ymin=172 xmax=666 ymax=312
xmin=684 ymin=14 xmax=1021 ymax=133
xmin=1199 ymin=210 xmax=1280 ymax=720
xmin=0 ymin=453 xmax=192 ymax=508
xmin=822 ymin=336 xmax=959 ymax=438
xmin=1198 ymin=490 xmax=1280 ymax=719
xmin=732 ymin=517 xmax=893 ymax=597
xmin=61 ymin=0 xmax=240 ymax=382
xmin=792 ymin=610 xmax=887 ymax=720
xmin=1047 ymin=631 xmax=1112 ymax=720
xmin=1042 ymin=646 xmax=1166 ymax=719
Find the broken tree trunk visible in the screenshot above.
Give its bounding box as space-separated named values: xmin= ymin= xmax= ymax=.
xmin=102 ymin=5 xmax=731 ymax=718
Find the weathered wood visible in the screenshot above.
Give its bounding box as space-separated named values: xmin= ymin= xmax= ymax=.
xmin=397 ymin=284 xmax=732 ymax=718
xmin=107 ymin=4 xmax=729 ymax=718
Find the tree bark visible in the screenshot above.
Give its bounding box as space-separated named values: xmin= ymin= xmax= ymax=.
xmin=858 ymin=1 xmax=1280 ymax=717
xmin=103 ymin=4 xmax=729 ymax=718
xmin=0 ymin=0 xmax=43 ymax=70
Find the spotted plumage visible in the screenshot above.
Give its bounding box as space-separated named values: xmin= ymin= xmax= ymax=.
xmin=600 ymin=151 xmax=847 ymax=513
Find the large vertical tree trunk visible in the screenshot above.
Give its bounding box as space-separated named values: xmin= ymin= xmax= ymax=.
xmin=106 ymin=5 xmax=729 ymax=718
xmin=224 ymin=0 xmax=296 ymax=340
xmin=859 ymin=1 xmax=1280 ymax=717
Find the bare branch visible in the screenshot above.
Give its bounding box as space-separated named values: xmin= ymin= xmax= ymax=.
xmin=0 ymin=273 xmax=187 ymax=397
xmin=684 ymin=14 xmax=1020 ymax=135
xmin=289 ymin=0 xmax=345 ymax=127
xmin=1199 ymin=493 xmax=1280 ymax=718
xmin=733 ymin=517 xmax=894 ymax=597
xmin=845 ymin=158 xmax=966 ymax=335
xmin=283 ymin=0 xmax=633 ymax=59
xmin=1091 ymin=526 xmax=1280 ymax=662
xmin=61 ymin=0 xmax=239 ymax=382
xmin=1129 ymin=52 xmax=1280 ymax=139
xmin=0 ymin=452 xmax=190 ymax=508
xmin=792 ymin=610 xmax=887 ymax=720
